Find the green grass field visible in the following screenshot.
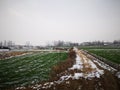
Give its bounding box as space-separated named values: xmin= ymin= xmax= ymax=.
xmin=0 ymin=52 xmax=67 ymax=89
xmin=84 ymin=49 xmax=120 ymax=64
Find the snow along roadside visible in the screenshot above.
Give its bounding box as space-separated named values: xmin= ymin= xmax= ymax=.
xmin=68 ymin=52 xmax=104 ymax=79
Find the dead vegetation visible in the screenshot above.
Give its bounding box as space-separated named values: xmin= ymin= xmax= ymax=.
xmin=50 ymin=49 xmax=76 ymax=80
xmin=0 ymin=51 xmax=29 ymax=60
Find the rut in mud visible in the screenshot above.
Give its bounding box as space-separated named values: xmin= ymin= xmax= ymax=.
xmin=17 ymin=47 xmax=120 ymax=90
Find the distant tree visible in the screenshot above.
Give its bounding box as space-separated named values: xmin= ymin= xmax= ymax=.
xmin=113 ymin=40 xmax=120 ymax=45
xmin=53 ymin=40 xmax=64 ymax=47
xmin=0 ymin=41 xmax=3 ymax=46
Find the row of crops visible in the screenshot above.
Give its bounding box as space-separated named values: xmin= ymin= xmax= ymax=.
xmin=0 ymin=51 xmax=68 ymax=89
xmin=84 ymin=49 xmax=120 ymax=64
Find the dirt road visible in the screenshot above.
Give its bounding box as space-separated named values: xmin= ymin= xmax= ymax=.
xmin=17 ymin=47 xmax=120 ymax=90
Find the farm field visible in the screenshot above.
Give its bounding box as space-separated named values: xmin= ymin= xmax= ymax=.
xmin=0 ymin=51 xmax=68 ymax=89
xmin=22 ymin=47 xmax=120 ymax=90
xmin=85 ymin=49 xmax=120 ymax=64
xmin=0 ymin=48 xmax=120 ymax=90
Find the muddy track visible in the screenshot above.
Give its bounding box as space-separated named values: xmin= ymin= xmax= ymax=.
xmin=16 ymin=47 xmax=120 ymax=90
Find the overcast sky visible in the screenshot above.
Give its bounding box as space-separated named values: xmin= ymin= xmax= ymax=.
xmin=0 ymin=0 xmax=120 ymax=45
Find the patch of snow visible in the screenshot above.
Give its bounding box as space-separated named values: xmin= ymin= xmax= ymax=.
xmin=70 ymin=64 xmax=83 ymax=70
xmin=73 ymin=73 xmax=83 ymax=79
xmin=44 ymin=82 xmax=49 ymax=86
xmin=88 ymin=60 xmax=97 ymax=68
xmin=15 ymin=86 xmax=26 ymax=90
xmin=69 ymin=54 xmax=83 ymax=70
xmin=66 ymin=81 xmax=70 ymax=84
xmin=60 ymin=75 xmax=72 ymax=81
xmin=93 ymin=60 xmax=117 ymax=72
xmin=88 ymin=60 xmax=104 ymax=76
xmin=30 ymin=81 xmax=55 ymax=90
xmin=73 ymin=47 xmax=78 ymax=52
xmin=116 ymin=72 xmax=120 ymax=78
xmin=50 ymin=82 xmax=54 ymax=85
xmin=72 ymin=71 xmax=103 ymax=80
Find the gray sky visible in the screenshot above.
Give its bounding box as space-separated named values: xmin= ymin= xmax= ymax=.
xmin=0 ymin=0 xmax=120 ymax=45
